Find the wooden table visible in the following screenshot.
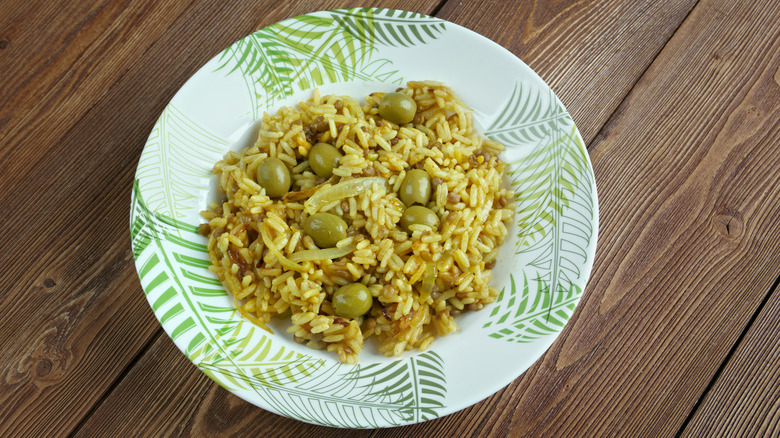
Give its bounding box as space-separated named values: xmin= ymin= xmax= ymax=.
xmin=2 ymin=0 xmax=779 ymax=436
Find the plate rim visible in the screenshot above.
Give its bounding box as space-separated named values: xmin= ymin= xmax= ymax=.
xmin=130 ymin=7 xmax=599 ymax=428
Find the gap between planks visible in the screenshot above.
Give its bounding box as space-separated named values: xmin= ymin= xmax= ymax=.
xmin=71 ymin=0 xmax=780 ymax=435
xmin=585 ymin=0 xmax=700 ymax=155
xmin=63 ymin=1 xmax=453 ymax=436
xmin=675 ymin=272 xmax=780 ymax=437
xmin=428 ymin=0 xmax=449 ymax=16
xmin=67 ymin=327 xmax=165 ymax=438
xmin=580 ymin=0 xmax=779 ymax=432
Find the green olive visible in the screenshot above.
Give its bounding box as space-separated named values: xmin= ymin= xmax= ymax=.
xmin=304 ymin=212 xmax=348 ymax=248
xmin=257 ymin=156 xmax=291 ymax=198
xmin=399 ymin=169 xmax=431 ymax=206
xmin=309 ymin=142 xmax=342 ymax=178
xmin=399 ymin=205 xmax=439 ymax=232
xmin=378 ymin=92 xmax=417 ymax=125
xmin=333 ymin=283 xmax=373 ymax=318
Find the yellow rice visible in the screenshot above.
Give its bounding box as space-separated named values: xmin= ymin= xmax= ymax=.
xmin=201 ymin=81 xmax=514 ymax=363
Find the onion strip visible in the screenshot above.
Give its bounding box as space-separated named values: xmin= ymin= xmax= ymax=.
xmin=282 ymin=177 xmax=336 ymax=203
xmin=304 ymin=177 xmax=386 ymax=214
xmin=420 ymin=262 xmax=437 ymax=300
xmin=233 ymin=295 xmax=273 ymax=334
xmin=260 ymin=223 xmax=305 ymax=272
xmin=289 ymin=243 xmax=357 ymax=263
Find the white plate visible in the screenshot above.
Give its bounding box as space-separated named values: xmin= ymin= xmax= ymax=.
xmin=130 ymin=8 xmax=598 ymax=428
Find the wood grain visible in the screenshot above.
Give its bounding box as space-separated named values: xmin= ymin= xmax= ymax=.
xmin=512 ymin=0 xmax=780 ymax=435
xmin=0 ymin=1 xmax=439 ymax=436
xmin=2 ymin=0 xmax=779 ymax=436
xmin=0 ymin=0 xmax=195 ymax=190
xmin=0 ymin=0 xmax=438 ymax=436
xmin=382 ymin=0 xmax=780 ymax=436
xmin=436 ymin=0 xmax=699 ymax=143
xmin=681 ymin=280 xmax=780 ymax=437
xmin=72 ymin=333 xmax=373 ymax=437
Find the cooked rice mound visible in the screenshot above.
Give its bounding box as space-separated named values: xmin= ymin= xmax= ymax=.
xmin=201 ymin=81 xmax=514 ymax=364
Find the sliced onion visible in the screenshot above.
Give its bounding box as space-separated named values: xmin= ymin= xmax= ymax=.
xmin=283 ymin=183 xmax=328 ymax=204
xmin=304 ymin=177 xmax=386 ymax=214
xmin=420 ymin=262 xmax=437 ymax=300
xmin=233 ymin=295 xmax=273 ymax=334
xmin=260 ymin=223 xmax=305 ymax=272
xmin=282 ymin=177 xmax=336 ymax=203
xmin=289 ymin=243 xmax=357 ymax=263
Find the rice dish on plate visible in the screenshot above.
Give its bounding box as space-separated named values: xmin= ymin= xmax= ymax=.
xmin=200 ymin=81 xmax=514 ymax=364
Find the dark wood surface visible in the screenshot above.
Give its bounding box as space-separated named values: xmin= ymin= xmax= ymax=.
xmin=1 ymin=0 xmax=778 ymax=436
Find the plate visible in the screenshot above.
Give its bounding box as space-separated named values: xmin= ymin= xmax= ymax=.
xmin=130 ymin=8 xmax=598 ymax=428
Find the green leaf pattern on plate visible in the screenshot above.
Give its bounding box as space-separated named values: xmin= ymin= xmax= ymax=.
xmin=247 ymin=351 xmax=446 ymax=427
xmin=216 ymin=8 xmax=447 ymax=116
xmin=132 ymin=7 xmax=598 ymax=428
xmin=131 ymin=180 xmax=446 ymax=427
xmin=483 ymin=81 xmax=595 ymax=340
xmin=482 ymin=272 xmax=581 ymax=342
xmin=485 ymin=82 xmax=572 ymax=147
xmin=135 ymin=104 xmax=226 ymax=220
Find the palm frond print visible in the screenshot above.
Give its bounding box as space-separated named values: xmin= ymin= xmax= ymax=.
xmin=483 ymin=273 xmax=581 ymax=343
xmin=131 ymin=178 xmax=447 ymax=426
xmin=482 ymin=81 xmax=595 ymax=341
xmin=215 ymin=8 xmax=447 ymax=108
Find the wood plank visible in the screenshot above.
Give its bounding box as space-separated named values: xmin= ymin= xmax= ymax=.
xmin=5 ymin=0 xmax=774 ymax=436
xmin=0 ymin=0 xmax=194 ymax=188
xmin=435 ymin=0 xmax=699 ymax=143
xmin=0 ymin=1 xmax=443 ymax=437
xmin=0 ymin=0 xmax=408 ymax=436
xmin=681 ymin=280 xmax=780 ymax=436
xmin=72 ymin=0 xmax=708 ymax=435
xmin=377 ymin=0 xmax=780 ymax=436
xmin=72 ymin=333 xmax=372 ymax=437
